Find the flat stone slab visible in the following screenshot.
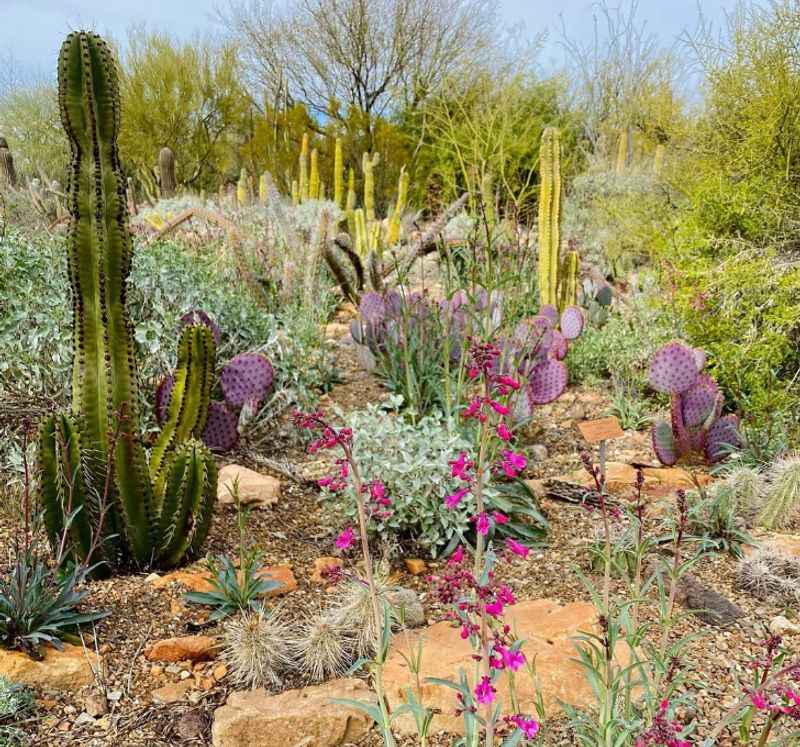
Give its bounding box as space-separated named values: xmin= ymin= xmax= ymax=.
xmin=212 ymin=678 xmax=375 ymax=746
xmin=0 ymin=643 xmax=102 ymax=691
xmin=743 ymin=533 xmax=800 ymax=560
xmin=383 ymin=599 xmax=633 ymax=735
xmin=217 ymin=464 xmax=280 ymax=508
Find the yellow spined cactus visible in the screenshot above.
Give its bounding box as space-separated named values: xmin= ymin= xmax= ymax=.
xmin=334 ymin=138 xmax=344 ymax=208
xmin=362 ymin=152 xmax=379 ymax=223
xmin=309 ymin=148 xmax=320 ymax=200
xmin=386 ymin=167 xmax=408 ymax=246
xmin=537 ymin=127 xmax=562 ymax=307
xmin=559 ymin=250 xmax=579 ymax=309
xmin=354 ymin=208 xmax=368 ymax=256
xmin=237 ymin=167 xmax=250 ymax=207
xmin=299 ymin=132 xmax=310 ymax=201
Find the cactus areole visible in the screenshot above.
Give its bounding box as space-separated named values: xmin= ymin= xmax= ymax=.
xmin=38 ymin=32 xmax=218 ymax=572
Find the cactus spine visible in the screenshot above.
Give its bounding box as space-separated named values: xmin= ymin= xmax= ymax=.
xmin=39 ymin=32 xmax=218 ymax=572
xmin=0 ymin=138 xmax=16 ymax=188
xmin=299 ymin=132 xmax=309 ymax=201
xmin=333 ymin=138 xmax=344 ymax=208
xmin=158 ymin=146 xmax=176 ymax=198
xmin=537 ymin=127 xmax=562 ymax=307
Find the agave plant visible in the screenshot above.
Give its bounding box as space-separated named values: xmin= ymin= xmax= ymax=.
xmin=0 ymin=554 xmax=107 ymax=658
xmin=648 ymin=341 xmax=742 ymax=465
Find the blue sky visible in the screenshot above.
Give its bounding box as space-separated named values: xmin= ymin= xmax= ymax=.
xmin=2 ymin=0 xmax=741 ymax=82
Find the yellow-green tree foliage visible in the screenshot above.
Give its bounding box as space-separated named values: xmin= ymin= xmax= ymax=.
xmin=119 ymin=29 xmax=249 ymax=191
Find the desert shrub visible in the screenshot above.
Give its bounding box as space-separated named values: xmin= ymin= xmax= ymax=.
xmin=563 ymin=168 xmax=676 ymax=275
xmin=567 ymin=283 xmax=674 ymax=389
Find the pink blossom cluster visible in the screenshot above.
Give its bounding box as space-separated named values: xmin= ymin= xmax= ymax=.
xmin=634 ymin=699 xmax=691 ymax=747
xmin=293 ymin=409 xmax=392 ymax=553
xmin=744 ymin=635 xmax=800 ymax=722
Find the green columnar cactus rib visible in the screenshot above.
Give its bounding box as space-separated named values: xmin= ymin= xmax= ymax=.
xmin=537 ymin=127 xmax=561 ymax=308
xmin=39 ymin=31 xmax=218 ymax=571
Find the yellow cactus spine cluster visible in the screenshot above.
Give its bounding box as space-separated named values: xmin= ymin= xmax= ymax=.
xmin=537 ymin=127 xmax=562 ymax=307
xmin=309 ymin=147 xmax=320 ymax=200
xmin=386 ymin=167 xmax=408 ymax=246
xmin=334 ymin=138 xmax=344 ymax=208
xmin=299 ymin=132 xmax=310 ymax=201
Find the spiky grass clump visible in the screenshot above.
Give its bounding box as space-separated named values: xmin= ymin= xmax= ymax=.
xmin=327 ymin=570 xmax=398 ymax=658
xmin=221 ymin=606 xmax=293 ymax=690
xmin=737 ymin=550 xmax=800 ymax=605
xmin=715 ymin=465 xmax=765 ymax=523
xmin=759 ymin=454 xmax=800 ymax=529
xmin=291 ymin=610 xmax=352 ymax=682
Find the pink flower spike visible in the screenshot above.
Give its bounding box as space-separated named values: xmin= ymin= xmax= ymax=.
xmin=485 ymin=599 xmax=504 ymax=617
xmin=473 ymin=512 xmax=490 ymax=535
xmin=496 ymin=422 xmax=512 ymax=441
xmin=474 ymin=676 xmax=496 ymax=705
xmin=463 ymin=396 xmax=483 ymax=419
xmin=449 ymin=452 xmax=474 ymax=480
xmin=335 ymin=526 xmax=356 ymax=550
xmin=492 ymin=511 xmax=509 ymax=525
xmin=502 ymin=648 xmax=526 ymax=671
xmin=497 ymin=375 xmax=520 ymax=391
xmin=489 ymin=400 xmax=510 ymax=415
xmin=506 ymin=538 xmax=529 ymax=558
xmin=749 ymin=690 xmax=768 ymax=710
xmin=445 ymin=486 xmax=470 ymax=509
xmin=449 ymin=545 xmax=465 ymax=565
xmin=511 ymin=715 xmax=539 ymax=738
xmin=497 ymin=585 xmax=515 ymax=605
xmin=317 ymin=476 xmax=333 ymax=488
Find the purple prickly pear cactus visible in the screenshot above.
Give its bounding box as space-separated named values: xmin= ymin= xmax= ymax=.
xmin=202 ymin=401 xmax=240 ymax=452
xmin=155 ymin=374 xmax=175 ymax=425
xmin=559 ymin=306 xmax=584 ymax=340
xmin=180 ymin=309 xmax=221 ymax=346
xmin=539 ymin=304 xmax=559 ymax=325
xmin=359 ymin=292 xmax=386 ymax=325
xmin=550 ymin=330 xmax=568 ymax=361
xmin=648 ymin=341 xmax=742 ymax=466
xmin=648 ymin=341 xmax=699 ymax=394
xmin=221 ymin=353 xmax=274 ymax=409
xmin=528 ymin=358 xmax=568 ymax=405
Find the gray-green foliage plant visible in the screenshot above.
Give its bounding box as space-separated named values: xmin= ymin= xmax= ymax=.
xmin=0 ymin=676 xmax=33 ymax=747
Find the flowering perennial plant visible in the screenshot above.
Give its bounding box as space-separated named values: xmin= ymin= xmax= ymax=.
xmin=428 ymin=339 xmax=541 ymax=745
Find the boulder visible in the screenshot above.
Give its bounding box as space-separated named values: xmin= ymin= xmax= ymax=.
xmin=310 ymin=556 xmax=342 ymax=584
xmin=211 ymin=678 xmax=375 ymax=747
xmin=0 ymin=643 xmax=102 ymax=691
xmin=217 ymin=465 xmax=280 ymax=508
xmin=152 ymin=680 xmax=194 ymax=704
xmin=404 ymin=558 xmax=426 ymax=576
xmin=145 ymin=635 xmax=219 ymax=663
xmin=562 ymin=462 xmax=710 ymax=498
xmin=383 ymin=599 xmax=632 ymax=735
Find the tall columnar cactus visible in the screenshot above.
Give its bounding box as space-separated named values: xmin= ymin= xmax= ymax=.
xmin=0 ymin=137 xmax=16 ymax=188
xmin=158 ymin=146 xmax=176 ymax=198
xmin=537 ymin=127 xmax=561 ymax=308
xmin=559 ymin=250 xmax=579 ymax=309
xmin=237 ymin=167 xmax=250 ymax=207
xmin=333 ymin=137 xmax=344 ymax=208
xmin=615 ymin=129 xmax=628 ymax=175
xmin=386 ymin=167 xmax=408 ymax=246
xmin=39 ymin=32 xmax=218 ymax=572
xmin=648 ymin=341 xmax=743 ymax=466
xmin=299 ymin=132 xmax=310 ymax=201
xmin=309 ymin=148 xmax=320 ymax=200
xmin=362 ymin=152 xmax=379 ymax=223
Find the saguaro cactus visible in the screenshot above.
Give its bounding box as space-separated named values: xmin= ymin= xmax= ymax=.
xmin=0 ymin=137 xmax=16 ymax=188
xmin=159 ymin=146 xmax=176 ymax=198
xmin=299 ymin=132 xmax=310 ymax=201
xmin=386 ymin=167 xmax=409 ymax=246
xmin=39 ymin=32 xmax=218 ymax=572
xmin=309 ymin=148 xmax=320 ymax=200
xmin=537 ymin=127 xmax=562 ymax=307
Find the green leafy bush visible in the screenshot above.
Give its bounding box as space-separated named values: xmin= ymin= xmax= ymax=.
xmin=0 ymin=676 xmax=34 ymax=747
xmin=329 ymin=400 xmax=547 ymax=556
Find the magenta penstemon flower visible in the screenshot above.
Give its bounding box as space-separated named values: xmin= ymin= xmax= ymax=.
xmin=509 ymin=714 xmax=539 ymax=737
xmin=472 ymin=512 xmax=491 ymax=535
xmin=506 ymin=538 xmax=529 ymax=558
xmin=499 ymin=449 xmax=527 ymax=477
xmin=335 ymin=526 xmax=356 ymax=550
xmin=449 ymin=451 xmax=474 ymax=480
xmin=474 ymin=675 xmax=496 ymax=705
xmin=496 ymin=422 xmax=512 ymax=441
xmin=445 ymin=486 xmax=470 ymax=509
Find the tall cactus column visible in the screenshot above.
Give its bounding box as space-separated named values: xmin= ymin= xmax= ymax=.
xmin=537 ymin=127 xmax=561 ymax=307
xmin=39 ymin=32 xmax=218 ymax=572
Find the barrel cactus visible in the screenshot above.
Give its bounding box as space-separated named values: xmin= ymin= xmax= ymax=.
xmin=39 ymin=32 xmax=218 ymax=572
xmin=158 ymin=146 xmax=177 ymax=198
xmin=648 ymin=341 xmax=742 ymax=465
